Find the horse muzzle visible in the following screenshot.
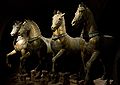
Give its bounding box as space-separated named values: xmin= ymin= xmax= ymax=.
xmin=10 ymin=32 xmax=15 ymax=36
xmin=51 ymin=26 xmax=56 ymax=32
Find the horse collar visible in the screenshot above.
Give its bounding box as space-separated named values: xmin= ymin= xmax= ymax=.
xmin=89 ymin=32 xmax=99 ymax=38
xmin=28 ymin=36 xmax=41 ymax=43
xmin=52 ymin=33 xmax=67 ymax=41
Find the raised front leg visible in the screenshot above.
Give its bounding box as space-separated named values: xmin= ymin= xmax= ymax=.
xmin=6 ymin=50 xmax=16 ymax=57
xmin=52 ymin=49 xmax=65 ymax=73
xmin=6 ymin=50 xmax=17 ymax=67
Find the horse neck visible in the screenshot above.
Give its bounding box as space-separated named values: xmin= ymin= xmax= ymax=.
xmin=57 ymin=20 xmax=70 ymax=44
xmin=28 ymin=22 xmax=41 ymax=39
xmin=84 ymin=8 xmax=98 ymax=34
xmin=58 ymin=18 xmax=66 ymax=35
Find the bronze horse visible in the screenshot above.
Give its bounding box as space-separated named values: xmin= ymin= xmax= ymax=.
xmin=71 ymin=2 xmax=116 ymax=85
xmin=10 ymin=19 xmax=63 ymax=76
xmin=7 ymin=20 xmax=48 ymax=75
xmin=7 ymin=21 xmax=30 ymax=61
xmin=51 ymin=10 xmax=86 ymax=78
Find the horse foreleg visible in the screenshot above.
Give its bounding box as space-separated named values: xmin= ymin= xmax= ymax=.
xmin=80 ymin=51 xmax=87 ymax=80
xmin=6 ymin=50 xmax=17 ymax=66
xmin=85 ymin=50 xmax=100 ymax=85
xmin=86 ymin=50 xmax=100 ymax=69
xmin=20 ymin=51 xmax=30 ymax=61
xmin=81 ymin=51 xmax=87 ymax=72
xmin=52 ymin=49 xmax=65 ymax=73
xmin=52 ymin=62 xmax=55 ymax=73
xmin=51 ymin=49 xmax=65 ymax=84
xmin=20 ymin=50 xmax=30 ymax=74
xmin=7 ymin=50 xmax=16 ymax=57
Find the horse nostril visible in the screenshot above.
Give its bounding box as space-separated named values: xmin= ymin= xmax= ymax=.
xmin=51 ymin=26 xmax=53 ymax=29
xmin=71 ymin=21 xmax=76 ymax=26
xmin=10 ymin=33 xmax=14 ymax=36
xmin=51 ymin=26 xmax=54 ymax=31
xmin=18 ymin=32 xmax=21 ymax=36
xmin=72 ymin=21 xmax=75 ymax=24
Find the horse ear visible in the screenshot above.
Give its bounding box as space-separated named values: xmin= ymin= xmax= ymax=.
xmin=15 ymin=20 xmax=20 ymax=24
xmin=53 ymin=10 xmax=57 ymax=15
xmin=79 ymin=2 xmax=84 ymax=7
xmin=14 ymin=20 xmax=22 ymax=25
xmin=19 ymin=22 xmax=23 ymax=25
xmin=57 ymin=10 xmax=61 ymax=14
xmin=61 ymin=13 xmax=65 ymax=17
xmin=78 ymin=4 xmax=81 ymax=8
xmin=81 ymin=2 xmax=84 ymax=5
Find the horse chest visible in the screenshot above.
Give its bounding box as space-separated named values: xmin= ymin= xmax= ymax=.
xmin=14 ymin=39 xmax=27 ymax=51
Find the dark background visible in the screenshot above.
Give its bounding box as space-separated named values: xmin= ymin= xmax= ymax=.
xmin=0 ymin=0 xmax=119 ymax=44
xmin=0 ymin=0 xmax=119 ymax=46
xmin=0 ymin=0 xmax=120 ymax=84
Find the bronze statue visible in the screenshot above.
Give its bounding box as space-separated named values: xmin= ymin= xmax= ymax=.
xmin=71 ymin=2 xmax=116 ymax=85
xmin=51 ymin=10 xmax=86 ymax=81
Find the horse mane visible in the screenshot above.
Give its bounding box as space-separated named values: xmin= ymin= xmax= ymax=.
xmin=23 ymin=19 xmax=42 ymax=36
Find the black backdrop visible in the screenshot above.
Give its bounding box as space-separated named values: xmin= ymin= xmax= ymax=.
xmin=0 ymin=0 xmax=119 ymax=49
xmin=0 ymin=0 xmax=120 ymax=84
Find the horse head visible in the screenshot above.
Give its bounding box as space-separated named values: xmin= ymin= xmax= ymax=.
xmin=18 ymin=20 xmax=28 ymax=36
xmin=71 ymin=2 xmax=87 ymax=27
xmin=10 ymin=20 xmax=22 ymax=36
xmin=18 ymin=19 xmax=42 ymax=41
xmin=51 ymin=10 xmax=65 ymax=32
